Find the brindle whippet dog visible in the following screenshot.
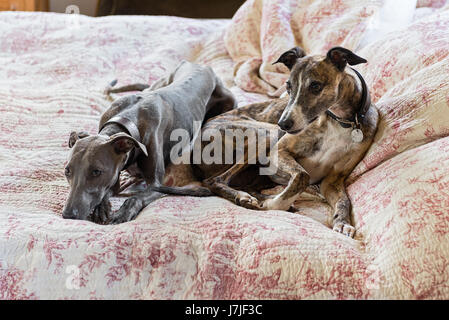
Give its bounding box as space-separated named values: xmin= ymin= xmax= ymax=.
xmin=154 ymin=47 xmax=379 ymax=237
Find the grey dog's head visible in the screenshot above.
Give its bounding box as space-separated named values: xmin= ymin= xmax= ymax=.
xmin=62 ymin=131 xmax=147 ymax=221
xmin=273 ymin=46 xmax=367 ymax=134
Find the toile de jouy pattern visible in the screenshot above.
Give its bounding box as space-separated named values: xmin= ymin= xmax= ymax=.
xmin=1 ymin=0 xmax=449 ymax=299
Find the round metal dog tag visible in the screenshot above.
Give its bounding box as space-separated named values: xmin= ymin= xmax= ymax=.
xmin=351 ymin=128 xmax=364 ymax=143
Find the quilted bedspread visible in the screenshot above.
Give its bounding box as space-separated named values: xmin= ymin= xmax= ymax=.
xmin=1 ymin=0 xmax=449 ymax=299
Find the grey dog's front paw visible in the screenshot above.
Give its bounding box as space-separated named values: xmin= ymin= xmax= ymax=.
xmin=109 ymin=197 xmax=142 ymax=224
xmin=91 ymin=199 xmax=111 ymax=225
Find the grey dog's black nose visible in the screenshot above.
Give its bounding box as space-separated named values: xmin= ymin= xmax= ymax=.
xmin=278 ymin=118 xmax=294 ymax=131
xmin=62 ymin=208 xmax=78 ymax=219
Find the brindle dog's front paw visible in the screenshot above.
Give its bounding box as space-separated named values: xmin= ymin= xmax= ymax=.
xmin=235 ymin=191 xmax=260 ymax=210
xmin=333 ymin=221 xmax=356 ymax=238
xmin=261 ymin=197 xmax=290 ymax=211
xmin=109 ymin=197 xmax=142 ymax=224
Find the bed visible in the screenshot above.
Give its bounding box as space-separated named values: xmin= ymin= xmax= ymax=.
xmin=1 ymin=0 xmax=449 ymax=299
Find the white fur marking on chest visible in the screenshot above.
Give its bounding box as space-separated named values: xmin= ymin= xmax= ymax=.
xmin=298 ymin=121 xmax=352 ymax=184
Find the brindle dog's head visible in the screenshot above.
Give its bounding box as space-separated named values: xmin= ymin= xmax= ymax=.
xmin=274 ymin=46 xmax=367 ymax=134
xmin=62 ymin=131 xmax=147 ymax=221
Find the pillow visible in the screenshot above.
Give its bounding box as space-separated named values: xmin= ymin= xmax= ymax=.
xmin=349 ymin=9 xmax=449 ymax=180
xmin=224 ymin=0 xmax=385 ymax=94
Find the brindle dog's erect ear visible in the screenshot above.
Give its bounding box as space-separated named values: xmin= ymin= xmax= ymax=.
xmin=326 ymin=47 xmax=367 ymax=71
xmin=68 ymin=131 xmax=90 ymax=148
xmin=273 ymin=46 xmax=306 ymax=70
xmin=108 ymin=132 xmax=148 ymax=157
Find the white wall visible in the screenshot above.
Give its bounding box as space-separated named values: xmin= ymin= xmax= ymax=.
xmin=49 ymin=0 xmax=97 ymax=16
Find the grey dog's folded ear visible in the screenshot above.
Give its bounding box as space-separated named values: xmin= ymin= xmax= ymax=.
xmin=107 ymin=132 xmax=148 ymax=157
xmin=326 ymin=47 xmax=367 ymax=71
xmin=273 ymin=46 xmax=306 ymax=70
xmin=68 ymin=131 xmax=90 ymax=148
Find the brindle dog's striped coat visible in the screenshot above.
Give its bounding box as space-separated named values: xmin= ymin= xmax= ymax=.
xmin=156 ymin=47 xmax=379 ymax=237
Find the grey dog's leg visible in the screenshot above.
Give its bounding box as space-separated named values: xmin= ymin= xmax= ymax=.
xmin=90 ymin=191 xmax=113 ymax=224
xmin=109 ymin=190 xmax=164 ymax=224
xmin=110 ymin=137 xmax=166 ymax=224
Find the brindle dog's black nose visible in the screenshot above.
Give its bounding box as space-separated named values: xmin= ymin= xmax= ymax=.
xmin=278 ymin=118 xmax=293 ymax=131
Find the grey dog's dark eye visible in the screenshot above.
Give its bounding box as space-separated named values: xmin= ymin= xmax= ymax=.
xmin=91 ymin=169 xmax=102 ymax=177
xmin=309 ymin=81 xmax=323 ymax=94
xmin=64 ymin=167 xmax=70 ymax=177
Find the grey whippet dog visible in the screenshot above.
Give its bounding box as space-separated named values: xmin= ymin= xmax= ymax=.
xmin=62 ymin=61 xmax=236 ymax=224
xmin=153 ymin=47 xmax=379 ymax=237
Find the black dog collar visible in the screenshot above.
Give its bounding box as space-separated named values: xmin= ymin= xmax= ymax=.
xmin=99 ymin=116 xmax=142 ymax=170
xmin=326 ymin=67 xmax=371 ymax=129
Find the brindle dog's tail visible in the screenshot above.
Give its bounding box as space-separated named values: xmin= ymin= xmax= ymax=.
xmin=149 ymin=185 xmax=214 ymax=197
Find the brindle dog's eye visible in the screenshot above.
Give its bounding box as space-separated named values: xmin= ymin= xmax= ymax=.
xmin=309 ymin=81 xmax=323 ymax=94
xmin=64 ymin=167 xmax=71 ymax=177
xmin=286 ymin=81 xmax=292 ymax=93
xmin=91 ymin=169 xmax=102 ymax=177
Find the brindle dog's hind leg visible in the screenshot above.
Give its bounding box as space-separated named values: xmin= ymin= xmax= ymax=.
xmin=320 ymin=174 xmax=355 ymax=237
xmin=204 ymin=163 xmax=261 ymax=210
